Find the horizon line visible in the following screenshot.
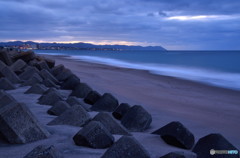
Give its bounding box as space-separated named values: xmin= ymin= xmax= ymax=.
xmin=0 ymin=40 xmax=163 ymax=47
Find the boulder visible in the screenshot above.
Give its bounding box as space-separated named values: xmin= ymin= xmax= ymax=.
xmin=47 ymin=101 xmax=71 ymax=116
xmin=40 ymin=69 xmax=59 ymax=85
xmin=38 ymin=90 xmax=64 ymax=106
xmin=121 ymin=105 xmax=152 ymax=132
xmin=0 ymin=50 xmax=13 ymax=65
xmin=112 ymin=103 xmax=130 ymax=120
xmin=91 ymin=93 xmax=118 ymax=112
xmin=73 ymin=121 xmax=114 ymax=149
xmin=28 ymin=59 xmax=39 ymax=67
xmin=0 ymin=91 xmax=17 ymax=108
xmin=0 ymin=60 xmax=6 ymax=71
xmin=19 ymin=66 xmax=40 ymax=80
xmin=0 ymin=90 xmax=4 ymax=98
xmin=12 ymin=50 xmax=35 ymax=63
xmin=23 ymin=145 xmax=62 ymax=158
xmin=61 ymin=75 xmax=80 ymax=90
xmin=192 ymin=133 xmax=239 ymax=158
xmin=24 ymin=84 xmax=48 ymax=94
xmin=35 ymin=60 xmax=50 ymax=71
xmin=45 ymin=58 xmax=55 ymax=68
xmin=35 ymin=55 xmax=44 ymax=61
xmin=160 ymin=152 xmax=197 ymax=158
xmin=0 ymin=102 xmax=50 ymax=144
xmin=70 ymin=83 xmax=92 ymax=98
xmin=41 ymin=87 xmax=66 ymax=98
xmin=42 ymin=87 xmax=58 ymax=95
xmin=21 ymin=73 xmax=43 ymax=86
xmin=101 ymin=136 xmax=151 ymax=158
xmin=66 ymin=96 xmax=91 ymax=111
xmin=84 ymin=90 xmax=101 ymax=105
xmin=43 ymin=79 xmax=59 ymax=88
xmin=0 ymin=78 xmax=15 ymax=90
xmin=55 ymin=68 xmax=73 ymax=81
xmin=92 ymin=112 xmax=130 ymax=136
xmin=152 ymin=121 xmax=195 ymax=149
xmin=47 ymin=104 xmax=91 ymax=127
xmin=51 ymin=64 xmax=65 ymax=76
xmin=0 ymin=66 xmax=21 ymax=83
xmin=10 ymin=59 xmax=27 ymax=73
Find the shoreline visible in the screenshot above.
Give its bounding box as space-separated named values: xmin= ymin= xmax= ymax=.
xmin=44 ymin=54 xmax=240 ymax=93
xmin=37 ymin=51 xmax=240 ymax=91
xmin=43 ymin=54 xmax=240 ymax=149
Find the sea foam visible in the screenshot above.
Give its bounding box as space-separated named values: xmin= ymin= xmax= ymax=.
xmin=67 ymin=55 xmax=240 ymax=91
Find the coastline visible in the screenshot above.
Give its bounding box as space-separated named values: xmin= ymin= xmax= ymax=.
xmin=43 ymin=54 xmax=240 ymax=149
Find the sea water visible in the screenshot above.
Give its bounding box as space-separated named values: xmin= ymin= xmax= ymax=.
xmin=35 ymin=50 xmax=240 ymax=91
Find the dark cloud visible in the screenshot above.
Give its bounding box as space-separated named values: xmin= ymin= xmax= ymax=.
xmin=0 ymin=0 xmax=239 ymax=49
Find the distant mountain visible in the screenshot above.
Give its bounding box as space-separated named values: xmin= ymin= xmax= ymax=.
xmin=0 ymin=41 xmax=166 ymax=51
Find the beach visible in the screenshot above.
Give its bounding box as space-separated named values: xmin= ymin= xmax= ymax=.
xmin=45 ymin=54 xmax=240 ymax=147
xmin=1 ymin=52 xmax=239 ymax=158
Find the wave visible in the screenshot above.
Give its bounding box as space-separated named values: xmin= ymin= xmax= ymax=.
xmin=67 ymin=55 xmax=240 ymax=91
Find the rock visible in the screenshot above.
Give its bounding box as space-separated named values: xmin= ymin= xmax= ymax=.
xmin=24 ymin=84 xmax=48 ymax=94
xmin=28 ymin=59 xmax=39 ymax=67
xmin=66 ymin=96 xmax=91 ymax=111
xmin=0 ymin=78 xmax=15 ymax=90
xmin=38 ymin=90 xmax=64 ymax=106
xmin=10 ymin=59 xmax=27 ymax=73
xmin=43 ymin=79 xmax=59 ymax=88
xmin=160 ymin=152 xmax=197 ymax=158
xmin=0 ymin=91 xmax=17 ymax=108
xmin=152 ymin=121 xmax=195 ymax=149
xmin=101 ymin=136 xmax=151 ymax=158
xmin=21 ymin=73 xmax=43 ymax=86
xmin=0 ymin=90 xmax=4 ymax=97
xmin=0 ymin=49 xmax=13 ymax=65
xmin=12 ymin=50 xmax=35 ymax=63
xmin=51 ymin=64 xmax=65 ymax=76
xmin=70 ymin=83 xmax=92 ymax=98
xmin=73 ymin=121 xmax=114 ymax=149
xmin=92 ymin=112 xmax=130 ymax=136
xmin=0 ymin=60 xmax=6 ymax=71
xmin=121 ymin=105 xmax=152 ymax=132
xmin=0 ymin=66 xmax=21 ymax=83
xmin=192 ymin=133 xmax=239 ymax=158
xmin=23 ymin=145 xmax=62 ymax=158
xmin=0 ymin=102 xmax=50 ymax=144
xmin=84 ymin=90 xmax=101 ymax=105
xmin=40 ymin=69 xmax=59 ymax=85
xmin=61 ymin=75 xmax=80 ymax=90
xmin=45 ymin=58 xmax=55 ymax=68
xmin=91 ymin=93 xmax=118 ymax=112
xmin=112 ymin=103 xmax=130 ymax=120
xmin=41 ymin=88 xmax=66 ymax=98
xmin=35 ymin=60 xmax=50 ymax=71
xmin=55 ymin=68 xmax=73 ymax=81
xmin=47 ymin=101 xmax=71 ymax=116
xmin=42 ymin=87 xmax=58 ymax=95
xmin=19 ymin=66 xmax=40 ymax=80
xmin=48 ymin=104 xmax=91 ymax=127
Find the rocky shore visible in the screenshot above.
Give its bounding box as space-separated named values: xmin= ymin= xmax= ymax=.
xmin=0 ymin=48 xmax=239 ymax=158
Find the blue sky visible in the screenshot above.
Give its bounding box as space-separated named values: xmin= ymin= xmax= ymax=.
xmin=0 ymin=0 xmax=240 ymax=50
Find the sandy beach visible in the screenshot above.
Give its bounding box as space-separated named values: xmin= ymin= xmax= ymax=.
xmin=0 ymin=53 xmax=239 ymax=158
xmin=45 ymin=54 xmax=240 ymax=148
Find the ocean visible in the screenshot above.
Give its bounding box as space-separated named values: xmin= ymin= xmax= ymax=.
xmin=35 ymin=50 xmax=240 ymax=91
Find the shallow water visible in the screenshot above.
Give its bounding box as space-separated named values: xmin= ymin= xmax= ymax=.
xmin=35 ymin=50 xmax=240 ymax=91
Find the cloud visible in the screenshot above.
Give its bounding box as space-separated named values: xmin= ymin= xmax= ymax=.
xmin=0 ymin=0 xmax=240 ymax=50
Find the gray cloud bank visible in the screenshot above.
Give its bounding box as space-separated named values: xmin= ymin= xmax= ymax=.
xmin=0 ymin=0 xmax=240 ymax=50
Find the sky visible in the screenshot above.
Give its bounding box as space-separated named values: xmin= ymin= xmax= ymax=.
xmin=0 ymin=0 xmax=240 ymax=50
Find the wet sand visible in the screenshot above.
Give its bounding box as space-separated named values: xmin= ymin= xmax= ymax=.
xmin=45 ymin=54 xmax=240 ymax=149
